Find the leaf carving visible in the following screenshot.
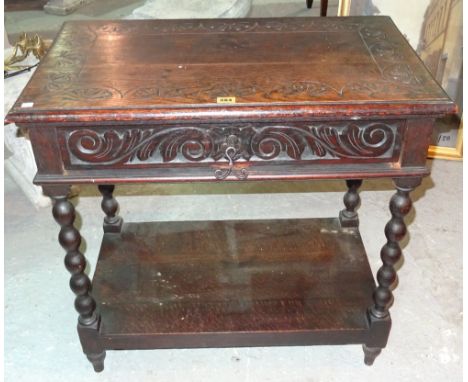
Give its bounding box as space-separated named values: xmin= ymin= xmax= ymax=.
xmin=66 ymin=122 xmax=398 ymax=168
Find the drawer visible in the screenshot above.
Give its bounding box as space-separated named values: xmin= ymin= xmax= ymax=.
xmin=57 ymin=120 xmax=404 ymax=180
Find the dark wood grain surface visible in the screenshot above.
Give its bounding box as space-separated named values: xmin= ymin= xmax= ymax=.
xmin=7 ymin=17 xmax=455 ymax=125
xmin=92 ymin=218 xmax=376 ymax=349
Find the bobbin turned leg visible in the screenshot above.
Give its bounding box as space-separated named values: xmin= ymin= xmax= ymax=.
xmin=339 ymin=179 xmax=363 ymax=227
xmin=44 ymin=185 xmax=105 ymax=372
xmin=98 ymin=185 xmax=123 ymax=233
xmin=364 ymin=177 xmax=422 ymax=365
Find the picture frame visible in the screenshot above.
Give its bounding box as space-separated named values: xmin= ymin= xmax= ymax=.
xmin=337 ymin=0 xmax=463 ymax=160
xmin=427 ymin=117 xmax=463 ymax=159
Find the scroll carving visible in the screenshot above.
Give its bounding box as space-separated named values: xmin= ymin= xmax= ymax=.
xmin=65 ymin=122 xmax=399 ymax=167
xmin=358 ymin=26 xmax=422 ymax=86
xmin=146 ymin=18 xmax=361 ymax=34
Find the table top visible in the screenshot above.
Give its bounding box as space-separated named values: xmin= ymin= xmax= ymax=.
xmin=7 ymin=17 xmax=454 ymax=125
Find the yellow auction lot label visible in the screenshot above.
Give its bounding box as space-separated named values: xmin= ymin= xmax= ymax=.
xmin=216 ymin=97 xmax=236 ymax=104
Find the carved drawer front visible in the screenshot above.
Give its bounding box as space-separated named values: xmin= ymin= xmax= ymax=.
xmin=59 ymin=120 xmax=403 ymax=178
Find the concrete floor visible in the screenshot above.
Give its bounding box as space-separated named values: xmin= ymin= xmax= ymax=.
xmin=4 ymin=159 xmax=462 ymax=382
xmin=3 ymin=0 xmax=462 ymax=380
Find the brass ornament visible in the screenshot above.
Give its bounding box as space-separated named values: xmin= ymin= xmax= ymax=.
xmin=4 ymin=32 xmax=51 ymax=74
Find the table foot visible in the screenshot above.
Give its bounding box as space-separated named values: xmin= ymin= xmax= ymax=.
xmin=362 ymin=345 xmax=382 ymax=366
xmin=78 ymin=317 xmax=105 ymax=372
xmin=87 ymin=351 xmax=106 ymax=372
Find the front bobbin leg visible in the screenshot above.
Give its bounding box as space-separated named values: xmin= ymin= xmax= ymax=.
xmin=98 ymin=185 xmax=123 ymax=233
xmin=364 ymin=177 xmax=422 ymax=366
xmin=44 ymin=185 xmax=106 ymax=372
xmin=339 ymin=179 xmax=363 ymax=227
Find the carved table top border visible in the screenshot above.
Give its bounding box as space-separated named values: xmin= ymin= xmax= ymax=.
xmin=28 ymin=18 xmax=445 ymax=104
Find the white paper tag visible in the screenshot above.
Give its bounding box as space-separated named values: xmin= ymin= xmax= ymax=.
xmin=21 ymin=102 xmax=34 ymax=108
xmin=216 ymin=97 xmax=236 ymax=104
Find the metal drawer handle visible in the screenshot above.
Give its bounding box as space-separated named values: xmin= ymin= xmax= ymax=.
xmin=214 ymin=136 xmax=248 ymax=180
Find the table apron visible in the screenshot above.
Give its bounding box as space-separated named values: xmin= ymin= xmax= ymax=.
xmin=28 ymin=118 xmax=435 ymax=184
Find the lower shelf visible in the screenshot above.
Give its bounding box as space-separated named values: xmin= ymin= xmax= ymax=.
xmin=92 ymin=218 xmax=378 ymax=350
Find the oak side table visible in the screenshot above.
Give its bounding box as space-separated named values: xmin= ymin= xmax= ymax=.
xmin=6 ymin=17 xmax=455 ymax=372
